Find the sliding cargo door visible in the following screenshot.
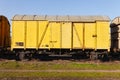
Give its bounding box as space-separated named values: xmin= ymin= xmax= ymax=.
xmin=84 ymin=23 xmax=96 ymax=49
xmin=38 ymin=22 xmax=72 ymax=49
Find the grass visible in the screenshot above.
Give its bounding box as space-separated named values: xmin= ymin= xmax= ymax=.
xmin=0 ymin=61 xmax=120 ymax=70
xmin=0 ymin=72 xmax=120 ymax=78
xmin=0 ymin=61 xmax=120 ymax=78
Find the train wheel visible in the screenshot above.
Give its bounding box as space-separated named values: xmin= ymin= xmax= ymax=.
xmin=28 ymin=53 xmax=32 ymax=60
xmin=18 ymin=52 xmax=26 ymax=61
xmin=15 ymin=52 xmax=26 ymax=61
xmin=90 ymin=52 xmax=98 ymax=60
xmin=102 ymin=53 xmax=109 ymax=61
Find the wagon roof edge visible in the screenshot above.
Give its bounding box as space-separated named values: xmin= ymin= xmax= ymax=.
xmin=12 ymin=15 xmax=110 ymax=22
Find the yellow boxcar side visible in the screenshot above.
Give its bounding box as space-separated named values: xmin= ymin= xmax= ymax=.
xmin=96 ymin=21 xmax=110 ymax=50
xmin=11 ymin=15 xmax=110 ymax=53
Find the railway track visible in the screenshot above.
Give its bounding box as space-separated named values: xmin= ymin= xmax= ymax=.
xmin=1 ymin=70 xmax=120 ymax=73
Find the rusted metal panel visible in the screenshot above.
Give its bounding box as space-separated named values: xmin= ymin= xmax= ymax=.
xmin=0 ymin=15 xmax=10 ymax=48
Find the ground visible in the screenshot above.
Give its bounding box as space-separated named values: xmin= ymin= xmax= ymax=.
xmin=0 ymin=56 xmax=120 ymax=80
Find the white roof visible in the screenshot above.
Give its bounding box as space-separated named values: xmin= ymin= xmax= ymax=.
xmin=12 ymin=15 xmax=110 ymax=22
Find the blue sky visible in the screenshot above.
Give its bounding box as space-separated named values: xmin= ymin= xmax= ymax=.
xmin=0 ymin=0 xmax=119 ymax=22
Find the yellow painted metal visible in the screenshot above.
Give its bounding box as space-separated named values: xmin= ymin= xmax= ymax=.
xmin=26 ymin=21 xmax=37 ymax=48
xmin=49 ymin=22 xmax=61 ymax=48
xmin=61 ymin=22 xmax=72 ymax=48
xmin=11 ymin=19 xmax=110 ymax=51
xmin=38 ymin=21 xmax=50 ymax=49
xmin=96 ymin=21 xmax=110 ymax=50
xmin=73 ymin=23 xmax=83 ymax=49
xmin=84 ymin=23 xmax=96 ymax=49
xmin=12 ymin=21 xmax=25 ymax=49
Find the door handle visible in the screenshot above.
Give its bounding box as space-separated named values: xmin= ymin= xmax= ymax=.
xmin=92 ymin=35 xmax=97 ymax=37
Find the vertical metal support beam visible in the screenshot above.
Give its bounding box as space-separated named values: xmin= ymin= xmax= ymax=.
xmin=95 ymin=22 xmax=97 ymax=51
xmin=24 ymin=21 xmax=27 ymax=50
xmin=11 ymin=20 xmax=13 ymax=51
xmin=60 ymin=22 xmax=62 ymax=49
xmin=83 ymin=23 xmax=85 ymax=51
xmin=49 ymin=22 xmax=52 ymax=50
xmin=36 ymin=21 xmax=39 ymax=50
xmin=60 ymin=22 xmax=62 ymax=55
xmin=71 ymin=22 xmax=73 ymax=51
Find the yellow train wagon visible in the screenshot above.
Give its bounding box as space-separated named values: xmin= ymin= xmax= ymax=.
xmin=0 ymin=15 xmax=10 ymax=51
xmin=11 ymin=15 xmax=110 ymax=60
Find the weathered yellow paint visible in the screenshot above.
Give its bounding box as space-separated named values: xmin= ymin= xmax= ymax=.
xmin=84 ymin=23 xmax=96 ymax=49
xmin=73 ymin=23 xmax=83 ymax=49
xmin=96 ymin=21 xmax=110 ymax=50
